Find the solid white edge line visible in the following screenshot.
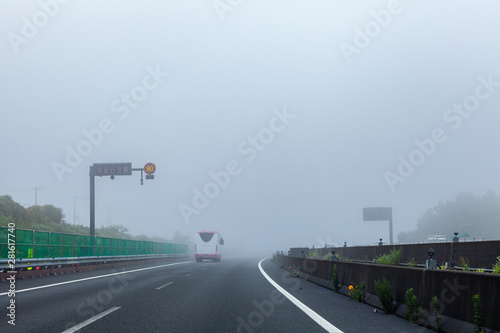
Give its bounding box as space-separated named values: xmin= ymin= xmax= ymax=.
xmin=186 ymin=273 xmax=194 ymax=276
xmin=61 ymin=306 xmax=121 ymax=333
xmin=156 ymin=282 xmax=173 ymax=290
xmin=258 ymin=258 xmax=343 ymax=333
xmin=0 ymin=261 xmax=192 ymax=296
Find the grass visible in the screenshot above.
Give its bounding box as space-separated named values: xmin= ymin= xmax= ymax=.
xmin=376 ymin=248 xmax=401 ymax=265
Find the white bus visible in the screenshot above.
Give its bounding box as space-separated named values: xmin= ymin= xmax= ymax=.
xmin=195 ymin=231 xmax=224 ymax=262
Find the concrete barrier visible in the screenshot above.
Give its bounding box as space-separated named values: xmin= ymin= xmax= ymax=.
xmin=309 ymin=240 xmax=500 ymax=269
xmin=275 ymin=255 xmax=500 ymax=332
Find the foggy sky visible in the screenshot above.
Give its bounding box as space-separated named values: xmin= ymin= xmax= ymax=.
xmin=1 ymin=0 xmax=499 ymax=256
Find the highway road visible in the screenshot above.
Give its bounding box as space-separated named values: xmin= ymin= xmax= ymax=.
xmin=0 ymin=256 xmax=430 ymax=332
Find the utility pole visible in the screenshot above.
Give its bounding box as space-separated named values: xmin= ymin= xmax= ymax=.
xmin=33 ymin=183 xmax=44 ymax=205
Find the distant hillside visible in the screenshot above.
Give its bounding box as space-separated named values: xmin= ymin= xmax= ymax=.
xmin=0 ymin=195 xmax=190 ymax=244
xmin=398 ymin=191 xmax=500 ymax=242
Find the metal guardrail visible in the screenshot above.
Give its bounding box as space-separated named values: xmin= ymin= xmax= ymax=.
xmin=0 ymin=253 xmax=192 ymax=273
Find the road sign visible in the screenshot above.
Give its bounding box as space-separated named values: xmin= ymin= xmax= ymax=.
xmin=363 ymin=207 xmax=393 ymax=245
xmin=144 ymin=163 xmax=156 ymax=175
xmin=363 ymin=207 xmax=392 ymax=221
xmin=93 ymin=163 xmax=132 ymax=176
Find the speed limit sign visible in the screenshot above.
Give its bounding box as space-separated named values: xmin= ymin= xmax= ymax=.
xmin=144 ymin=163 xmax=156 ymax=175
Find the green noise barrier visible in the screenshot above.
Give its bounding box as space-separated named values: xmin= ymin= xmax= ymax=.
xmin=0 ymin=227 xmax=188 ymax=259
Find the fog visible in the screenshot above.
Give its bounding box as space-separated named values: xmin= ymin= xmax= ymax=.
xmin=1 ymin=0 xmax=499 ymax=256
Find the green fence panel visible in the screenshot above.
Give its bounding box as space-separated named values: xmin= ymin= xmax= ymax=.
xmin=51 ymin=233 xmax=63 ymax=246
xmin=85 ymin=236 xmax=94 ymax=247
xmin=95 ymin=247 xmax=103 ymax=256
xmin=75 ymin=246 xmax=86 ymax=257
xmin=63 ymin=245 xmax=74 ymax=257
xmin=16 ymin=244 xmax=31 ymax=258
xmin=17 ymin=229 xmax=33 ymax=245
xmin=0 ymin=227 xmax=188 ymax=258
xmin=34 ymin=231 xmax=49 ymax=245
xmin=0 ymin=228 xmax=7 ymax=243
xmin=75 ymin=235 xmax=85 ymax=246
xmin=49 ymin=246 xmax=63 ymax=258
xmin=63 ymin=234 xmax=75 ymax=246
xmin=34 ymin=245 xmax=50 ymax=258
xmin=85 ymin=246 xmax=94 ymax=257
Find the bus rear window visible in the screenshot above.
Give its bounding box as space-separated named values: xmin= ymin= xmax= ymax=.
xmin=199 ymin=232 xmax=214 ymax=242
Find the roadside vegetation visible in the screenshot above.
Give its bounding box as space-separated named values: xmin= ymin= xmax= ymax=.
xmin=0 ymin=195 xmax=189 ymax=244
xmin=375 ymin=248 xmax=401 ymax=265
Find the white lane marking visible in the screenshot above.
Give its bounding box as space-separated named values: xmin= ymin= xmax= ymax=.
xmin=0 ymin=261 xmax=192 ymax=296
xmin=258 ymin=258 xmax=343 ymax=333
xmin=156 ymin=282 xmax=173 ymax=290
xmin=61 ymin=306 xmax=120 ymax=333
xmin=186 ymin=273 xmax=194 ymax=276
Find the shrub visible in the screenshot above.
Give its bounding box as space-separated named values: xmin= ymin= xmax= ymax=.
xmin=403 ymin=288 xmax=423 ymax=325
xmin=348 ymin=282 xmax=366 ymax=302
xmin=408 ymin=257 xmax=417 ymax=267
xmin=374 ymin=277 xmax=394 ymax=313
xmin=309 ymin=251 xmax=321 ymax=259
xmin=458 ymin=257 xmax=470 ymax=271
xmin=323 ymin=253 xmax=333 ymax=260
xmin=431 ymin=295 xmax=442 ymax=332
xmin=376 ymin=248 xmax=401 ymax=265
xmin=473 ymin=294 xmax=485 ymax=333
xmin=493 ymin=256 xmax=500 ymax=274
xmin=332 ymin=264 xmax=340 ymax=292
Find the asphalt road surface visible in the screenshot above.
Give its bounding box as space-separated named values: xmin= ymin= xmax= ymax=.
xmin=0 ymin=256 xmax=431 ymax=332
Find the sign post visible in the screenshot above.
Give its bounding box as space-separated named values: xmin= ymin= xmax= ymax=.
xmin=363 ymin=207 xmax=393 ymax=245
xmin=89 ymin=162 xmax=154 ymax=237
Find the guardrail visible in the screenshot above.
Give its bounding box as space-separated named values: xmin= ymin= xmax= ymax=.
xmin=0 ymin=253 xmax=192 ymax=272
xmin=0 ymin=253 xmax=193 ymax=281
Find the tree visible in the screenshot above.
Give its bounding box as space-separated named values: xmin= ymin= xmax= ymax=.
xmin=398 ymin=191 xmax=500 ymax=242
xmin=42 ymin=205 xmax=64 ymax=224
